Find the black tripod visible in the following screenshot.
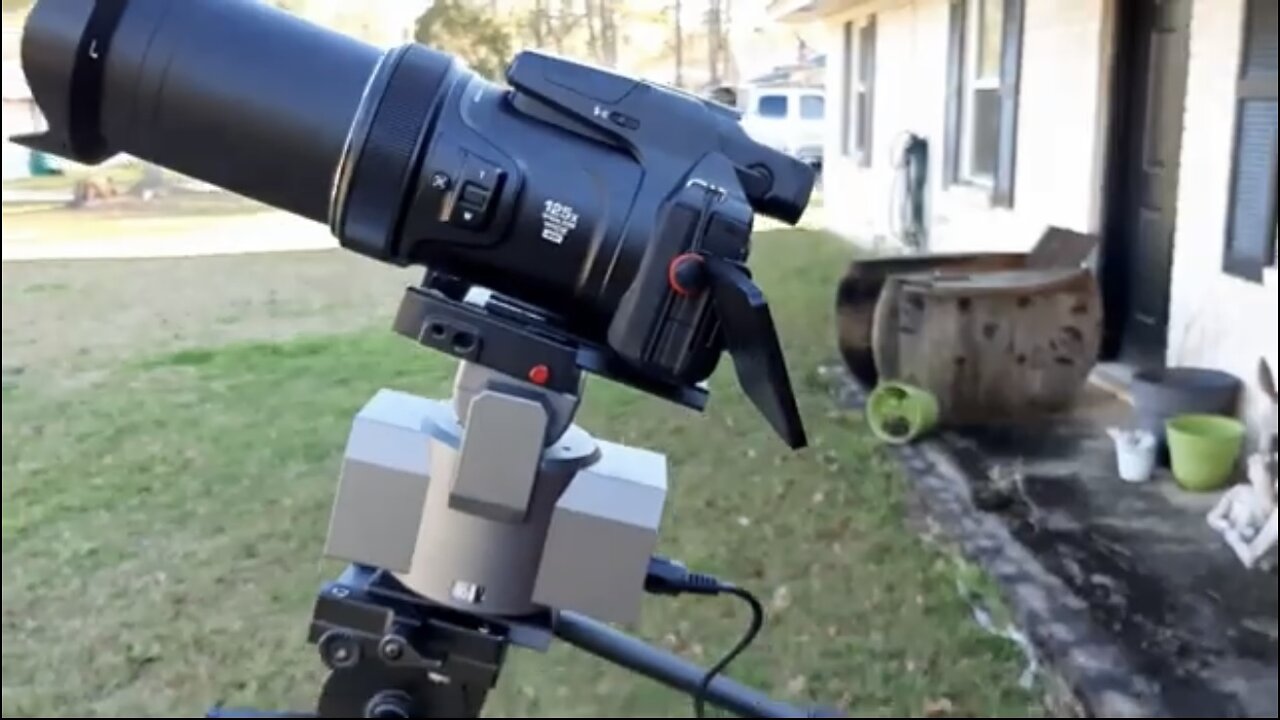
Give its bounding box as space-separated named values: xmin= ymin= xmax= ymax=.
xmin=207 ymin=565 xmax=839 ymax=718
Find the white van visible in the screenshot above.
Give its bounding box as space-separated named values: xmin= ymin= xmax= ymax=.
xmin=737 ymin=85 xmax=826 ymax=170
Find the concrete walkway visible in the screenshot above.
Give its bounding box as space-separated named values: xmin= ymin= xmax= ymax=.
xmin=1 ymin=189 xmax=73 ymax=205
xmin=2 ymin=212 xmax=337 ymax=262
xmin=829 ymin=366 xmax=1278 ymax=718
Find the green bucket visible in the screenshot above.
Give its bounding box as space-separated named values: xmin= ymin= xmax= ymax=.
xmin=867 ymin=381 xmax=939 ymax=445
xmin=1166 ymin=414 xmax=1246 ymax=492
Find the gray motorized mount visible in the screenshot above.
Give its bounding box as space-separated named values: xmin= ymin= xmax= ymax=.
xmin=323 ymin=361 xmax=669 ymax=625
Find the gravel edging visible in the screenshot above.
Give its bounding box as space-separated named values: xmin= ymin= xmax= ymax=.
xmin=829 ymin=370 xmax=1172 ymax=718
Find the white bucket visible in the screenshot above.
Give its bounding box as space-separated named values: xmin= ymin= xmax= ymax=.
xmin=1110 ymin=428 xmax=1158 ymax=484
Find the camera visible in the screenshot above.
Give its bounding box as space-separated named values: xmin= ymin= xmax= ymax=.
xmin=15 ymin=0 xmax=814 ymax=449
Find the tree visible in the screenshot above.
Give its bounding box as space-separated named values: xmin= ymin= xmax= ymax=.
xmin=673 ymin=0 xmax=684 ymax=87
xmin=583 ymin=0 xmax=619 ymax=67
xmin=529 ymin=0 xmax=547 ymax=47
xmin=705 ymin=0 xmax=722 ymax=86
xmin=599 ymin=1 xmax=618 ymax=67
xmin=520 ymin=0 xmax=594 ymax=60
xmin=415 ymin=0 xmax=515 ymax=82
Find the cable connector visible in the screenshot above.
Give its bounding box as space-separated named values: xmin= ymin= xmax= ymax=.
xmin=643 ymin=555 xmax=766 ymax=718
xmin=644 ymin=556 xmax=724 ymax=596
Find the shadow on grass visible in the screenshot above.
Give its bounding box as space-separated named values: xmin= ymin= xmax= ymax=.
xmin=1 ymin=230 xmax=1046 ymax=718
xmin=152 ymin=338 xmax=337 ymax=369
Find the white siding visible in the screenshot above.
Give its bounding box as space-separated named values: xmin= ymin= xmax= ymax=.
xmin=820 ymin=0 xmax=1110 ymax=254
xmin=1167 ymin=0 xmax=1277 ymax=434
xmin=823 ymin=0 xmax=943 ymax=244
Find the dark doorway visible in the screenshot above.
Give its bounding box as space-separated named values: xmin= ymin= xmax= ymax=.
xmin=1101 ymin=0 xmax=1193 ymax=367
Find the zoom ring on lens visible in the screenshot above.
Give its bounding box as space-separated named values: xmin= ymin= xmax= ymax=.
xmin=338 ymin=44 xmax=453 ymax=260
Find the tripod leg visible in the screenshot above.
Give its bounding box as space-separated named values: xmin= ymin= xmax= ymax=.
xmin=206 ymin=709 xmax=316 ymax=718
xmin=555 ymin=611 xmax=825 ymax=718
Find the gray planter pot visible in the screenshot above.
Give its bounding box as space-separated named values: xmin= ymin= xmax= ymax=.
xmin=1132 ymin=367 xmax=1242 ymax=464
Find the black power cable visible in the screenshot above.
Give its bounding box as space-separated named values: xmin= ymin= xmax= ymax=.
xmin=644 ymin=557 xmax=767 ymax=718
xmin=695 ymin=585 xmax=764 ymax=718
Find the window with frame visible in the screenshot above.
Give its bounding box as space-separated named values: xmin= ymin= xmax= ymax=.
xmin=801 ymin=94 xmax=826 ymax=120
xmin=944 ymin=0 xmax=1024 ymax=207
xmin=757 ymin=94 xmax=789 ymax=119
xmin=840 ymin=21 xmax=855 ymax=156
xmin=840 ymin=16 xmax=876 ymax=164
xmin=1223 ymin=0 xmax=1278 ymax=281
xmin=855 ymin=16 xmax=877 ymax=167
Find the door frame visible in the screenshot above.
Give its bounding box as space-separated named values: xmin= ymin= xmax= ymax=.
xmin=1098 ymin=0 xmax=1189 ymax=365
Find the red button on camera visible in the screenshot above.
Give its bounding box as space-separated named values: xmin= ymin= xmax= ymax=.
xmin=528 ymin=364 xmax=550 ymax=386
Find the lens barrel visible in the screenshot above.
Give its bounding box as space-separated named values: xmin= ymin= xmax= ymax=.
xmin=331 ymin=44 xmax=458 ymax=262
xmin=18 ymin=0 xmax=383 ymax=223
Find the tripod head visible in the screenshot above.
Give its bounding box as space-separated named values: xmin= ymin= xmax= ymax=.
xmin=327 ymin=279 xmax=668 ymax=625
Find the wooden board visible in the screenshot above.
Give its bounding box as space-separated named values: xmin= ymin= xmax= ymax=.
xmin=908 ymin=268 xmax=1085 ymax=295
xmin=1026 ymin=226 xmax=1100 ymax=269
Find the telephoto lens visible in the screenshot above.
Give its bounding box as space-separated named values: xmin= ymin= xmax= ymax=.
xmin=17 ymin=0 xmax=385 ymax=223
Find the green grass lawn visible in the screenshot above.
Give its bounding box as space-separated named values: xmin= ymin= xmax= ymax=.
xmin=1 ymin=230 xmax=1046 ymax=717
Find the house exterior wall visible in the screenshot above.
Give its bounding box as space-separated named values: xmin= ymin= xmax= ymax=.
xmin=1168 ymin=0 xmax=1277 ymax=433
xmin=812 ymin=0 xmax=1278 ymax=435
xmin=819 ymin=0 xmax=1111 ymax=253
xmin=821 ymin=0 xmax=941 ymax=244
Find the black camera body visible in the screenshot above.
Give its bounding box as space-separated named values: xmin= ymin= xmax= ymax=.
xmin=14 ymin=0 xmax=813 ymax=448
xmin=333 ymin=45 xmax=811 ymax=397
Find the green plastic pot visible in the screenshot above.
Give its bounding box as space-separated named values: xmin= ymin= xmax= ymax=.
xmin=1165 ymin=414 xmax=1246 ymax=492
xmin=867 ymin=381 xmax=939 ymax=445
